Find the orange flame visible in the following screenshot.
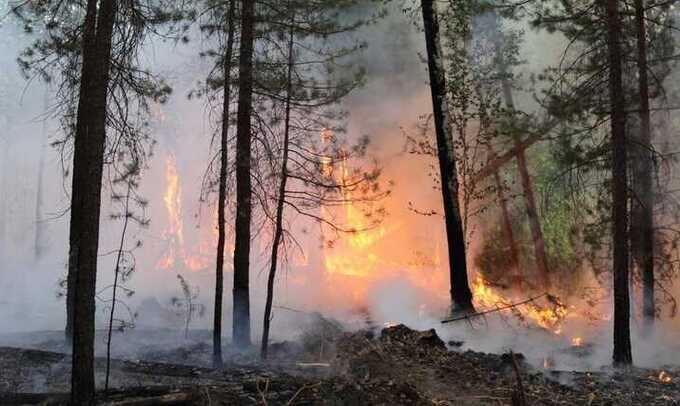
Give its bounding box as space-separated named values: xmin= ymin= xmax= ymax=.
xmin=156 ymin=154 xmax=213 ymax=272
xmin=472 ymin=277 xmax=568 ymax=334
xmin=157 ymin=155 xmax=184 ymax=270
xmin=164 ymin=155 xmax=183 ymax=245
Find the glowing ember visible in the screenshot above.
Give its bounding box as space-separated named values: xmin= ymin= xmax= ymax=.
xmin=543 ymin=357 xmax=554 ymax=369
xmin=658 ymin=371 xmax=672 ymax=383
xmin=571 ymin=337 xmax=583 ymax=347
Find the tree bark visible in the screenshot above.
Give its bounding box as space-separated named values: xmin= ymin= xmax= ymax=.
xmin=233 ymin=0 xmax=256 ymax=349
xmin=69 ymin=0 xmax=118 ymax=402
xmin=261 ymin=13 xmax=295 ymax=360
xmin=605 ymin=0 xmax=632 ymax=366
xmin=632 ymin=0 xmax=655 ymax=328
xmin=421 ymin=0 xmax=474 ymax=312
xmin=213 ymin=0 xmax=236 ymax=369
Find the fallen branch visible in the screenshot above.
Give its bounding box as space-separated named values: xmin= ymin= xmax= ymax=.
xmin=441 ymin=293 xmax=548 ymax=324
xmin=273 ymin=305 xmax=309 ymax=314
xmin=256 ymin=378 xmax=270 ymax=406
xmin=286 ymin=382 xmax=322 ymax=405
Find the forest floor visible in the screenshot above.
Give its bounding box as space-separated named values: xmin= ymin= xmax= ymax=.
xmin=0 ymin=317 xmax=678 ymax=405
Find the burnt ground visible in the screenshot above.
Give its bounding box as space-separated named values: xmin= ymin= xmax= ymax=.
xmin=0 ymin=323 xmax=678 ymax=405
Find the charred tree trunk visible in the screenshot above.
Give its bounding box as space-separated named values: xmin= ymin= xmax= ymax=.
xmin=632 ymin=0 xmax=655 ymax=328
xmin=232 ymin=0 xmax=256 ymax=349
xmin=68 ymin=0 xmax=117 ymax=402
xmin=421 ymin=0 xmax=474 ymax=312
xmin=213 ymin=0 xmax=236 ymax=370
xmin=606 ymin=0 xmax=632 ymax=366
xmin=261 ymin=14 xmax=295 ymax=360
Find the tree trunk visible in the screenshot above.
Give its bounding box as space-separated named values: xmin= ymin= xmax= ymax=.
xmin=632 ymin=0 xmax=655 ymax=328
xmin=421 ymin=0 xmax=474 ymax=312
xmin=69 ymin=0 xmax=117 ymax=402
xmin=504 ymin=95 xmax=550 ymax=289
xmin=213 ymin=0 xmax=236 ymax=369
xmin=489 ymin=146 xmax=521 ymax=284
xmin=233 ymin=0 xmax=256 ymax=349
xmin=492 ymin=26 xmax=551 ymax=289
xmin=261 ymin=13 xmax=295 ymax=360
xmin=606 ymin=0 xmax=632 ymax=366
xmin=105 ymin=186 xmax=131 ymax=392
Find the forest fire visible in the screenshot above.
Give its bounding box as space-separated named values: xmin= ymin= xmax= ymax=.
xmin=156 ymin=155 xmax=213 ymax=273
xmin=153 ymin=131 xmax=572 ymax=337
xmin=4 ymin=0 xmax=680 ymax=403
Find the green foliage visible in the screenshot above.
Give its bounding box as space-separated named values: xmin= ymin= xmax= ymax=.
xmin=170 ymin=274 xmax=206 ymax=338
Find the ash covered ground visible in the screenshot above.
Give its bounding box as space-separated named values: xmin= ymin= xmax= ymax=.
xmin=0 ymin=312 xmax=678 ymax=405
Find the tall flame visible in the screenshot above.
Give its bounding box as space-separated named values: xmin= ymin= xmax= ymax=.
xmin=164 ymin=154 xmax=184 ymax=245
xmin=157 ymin=155 xmax=184 ymax=270
xmin=156 ymin=154 xmax=213 ymax=272
xmin=323 ymin=158 xmax=385 ymax=278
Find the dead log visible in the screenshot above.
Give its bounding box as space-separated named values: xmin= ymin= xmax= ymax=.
xmin=102 ymin=392 xmax=193 ymax=406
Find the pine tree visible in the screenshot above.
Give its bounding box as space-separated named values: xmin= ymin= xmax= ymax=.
xmin=605 ymin=0 xmax=632 ymax=366
xmin=68 ymin=0 xmax=118 ymax=400
xmin=233 ymin=0 xmax=256 ymax=349
xmin=212 ymin=0 xmax=237 ymax=369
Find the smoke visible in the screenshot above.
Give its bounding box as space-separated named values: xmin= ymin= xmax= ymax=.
xmin=0 ymin=0 xmax=679 ymax=375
